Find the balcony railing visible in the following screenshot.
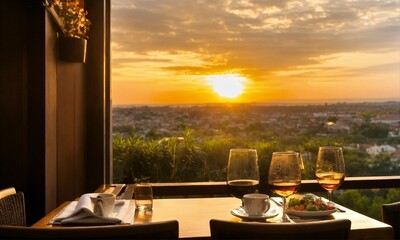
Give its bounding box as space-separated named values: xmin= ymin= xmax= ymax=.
xmin=136 ymin=176 xmax=400 ymax=198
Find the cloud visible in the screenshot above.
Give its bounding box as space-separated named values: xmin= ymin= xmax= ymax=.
xmin=110 ymin=0 xmax=399 ymax=103
xmin=112 ymin=0 xmax=398 ymax=70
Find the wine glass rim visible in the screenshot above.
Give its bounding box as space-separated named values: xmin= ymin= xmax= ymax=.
xmin=319 ymin=146 xmax=342 ymax=150
xmin=230 ymin=148 xmax=257 ymax=152
xmin=272 ymin=151 xmax=299 ymax=155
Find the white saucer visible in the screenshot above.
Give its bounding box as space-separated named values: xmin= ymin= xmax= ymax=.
xmin=231 ymin=207 xmax=279 ymax=221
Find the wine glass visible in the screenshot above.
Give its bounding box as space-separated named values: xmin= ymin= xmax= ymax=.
xmin=227 ymin=149 xmax=259 ymax=205
xmin=268 ymin=151 xmax=302 ymax=222
xmin=315 ymin=146 xmax=345 ymax=203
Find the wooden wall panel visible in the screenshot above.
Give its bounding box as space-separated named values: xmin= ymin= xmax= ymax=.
xmin=57 ymin=62 xmax=77 ymax=202
xmin=0 ymin=0 xmax=89 ymax=224
xmin=74 ymin=65 xmax=86 ymax=197
xmin=86 ymin=0 xmax=108 ymax=192
xmin=45 ymin=8 xmax=58 ymax=215
xmin=0 ymin=1 xmax=28 ymax=194
xmin=23 ymin=0 xmax=46 ymax=226
xmin=0 ymin=0 xmax=47 ymax=225
xmin=56 ymin=62 xmax=86 ymax=204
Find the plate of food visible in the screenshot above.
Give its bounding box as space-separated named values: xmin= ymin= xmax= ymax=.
xmin=286 ymin=194 xmax=336 ymax=217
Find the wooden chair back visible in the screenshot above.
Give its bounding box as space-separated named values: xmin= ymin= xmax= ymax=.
xmin=0 ymin=187 xmax=26 ymax=226
xmin=382 ymin=201 xmax=400 ymax=240
xmin=0 ymin=187 xmax=16 ymax=199
xmin=210 ymin=219 xmax=351 ymax=240
xmin=0 ymin=220 xmax=179 ymax=239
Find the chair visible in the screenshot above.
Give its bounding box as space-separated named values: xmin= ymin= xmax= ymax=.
xmin=0 ymin=187 xmax=16 ymax=199
xmin=210 ymin=219 xmax=351 ymax=240
xmin=0 ymin=187 xmax=26 ymax=226
xmin=382 ymin=201 xmax=400 ymax=240
xmin=0 ymin=220 xmax=179 ymax=239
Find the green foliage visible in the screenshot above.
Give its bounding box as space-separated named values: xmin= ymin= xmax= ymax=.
xmin=113 ymin=131 xmax=209 ymax=183
xmin=113 ymin=125 xmax=135 ymax=136
xmin=371 ymin=153 xmax=400 ymax=175
xmin=327 ymin=116 xmax=338 ymax=123
xmin=342 ymin=148 xmax=371 ymax=176
xmin=357 ymin=123 xmax=390 ymax=139
xmin=387 ymin=136 xmax=400 ymax=145
xmin=113 ymin=129 xmax=398 ymax=182
xmin=336 ymin=188 xmax=400 ymax=220
xmin=113 ymin=134 xmax=161 ymax=183
xmin=112 ymin=119 xmax=399 ymax=220
xmin=336 ymin=190 xmax=370 ymax=214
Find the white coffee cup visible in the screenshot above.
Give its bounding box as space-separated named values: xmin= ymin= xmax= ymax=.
xmin=243 ymin=193 xmax=270 ymax=216
xmin=90 ymin=193 xmax=116 ymax=217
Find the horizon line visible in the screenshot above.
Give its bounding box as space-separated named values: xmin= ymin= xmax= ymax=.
xmin=112 ymin=98 xmax=400 ymax=107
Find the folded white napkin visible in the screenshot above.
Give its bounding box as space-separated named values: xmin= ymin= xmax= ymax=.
xmin=49 ymin=193 xmax=135 ymax=225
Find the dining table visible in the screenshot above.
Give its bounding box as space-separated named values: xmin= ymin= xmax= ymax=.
xmin=32 ymin=184 xmax=394 ymax=240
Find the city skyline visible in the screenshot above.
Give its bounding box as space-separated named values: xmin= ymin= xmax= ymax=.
xmin=110 ymin=0 xmax=400 ymax=105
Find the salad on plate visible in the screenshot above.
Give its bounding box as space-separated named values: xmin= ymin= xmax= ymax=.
xmin=286 ymin=194 xmax=336 ymax=217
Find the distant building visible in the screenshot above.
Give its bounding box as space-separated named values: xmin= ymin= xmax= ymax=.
xmin=328 ymin=120 xmax=351 ymax=132
xmin=313 ymin=112 xmax=328 ymax=117
xmin=391 ymin=150 xmax=400 ymax=163
xmin=366 ymin=145 xmax=397 ymax=156
xmin=388 ymin=130 xmax=400 ymax=138
xmin=372 ymin=115 xmax=400 ymax=138
xmin=372 ymin=115 xmax=400 ymax=124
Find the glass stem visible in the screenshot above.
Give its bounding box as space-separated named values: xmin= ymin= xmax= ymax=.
xmin=328 ymin=190 xmax=333 ymax=203
xmin=281 ymin=197 xmax=289 ymax=222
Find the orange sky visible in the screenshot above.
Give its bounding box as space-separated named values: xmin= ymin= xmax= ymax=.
xmin=110 ymin=0 xmax=399 ymax=105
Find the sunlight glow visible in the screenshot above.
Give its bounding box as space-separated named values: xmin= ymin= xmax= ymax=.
xmin=111 ymin=0 xmax=400 ymax=105
xmin=206 ymin=74 xmax=247 ymax=98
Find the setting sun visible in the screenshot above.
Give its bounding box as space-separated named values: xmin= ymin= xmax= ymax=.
xmin=111 ymin=0 xmax=400 ymax=105
xmin=206 ymin=74 xmax=247 ymax=99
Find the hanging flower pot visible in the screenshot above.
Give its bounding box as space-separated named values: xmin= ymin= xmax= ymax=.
xmin=43 ymin=0 xmax=91 ymax=63
xmin=58 ymin=36 xmax=87 ymax=63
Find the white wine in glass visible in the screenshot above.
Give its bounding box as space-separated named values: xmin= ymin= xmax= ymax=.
xmin=268 ymin=152 xmax=302 ymax=222
xmin=315 ymin=146 xmax=345 ymax=203
xmin=227 ymin=149 xmax=259 ymax=204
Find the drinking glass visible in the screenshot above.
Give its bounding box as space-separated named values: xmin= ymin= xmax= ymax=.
xmin=134 ymin=183 xmax=153 ymax=210
xmin=268 ymin=151 xmax=302 ymax=222
xmin=315 ymin=146 xmax=345 ymax=203
xmin=227 ymin=149 xmax=259 ymax=205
